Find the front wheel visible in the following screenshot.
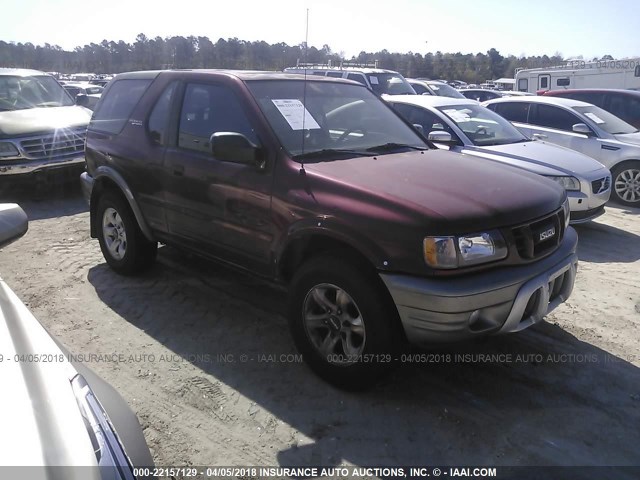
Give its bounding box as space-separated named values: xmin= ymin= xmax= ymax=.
xmin=612 ymin=162 xmax=640 ymax=206
xmin=288 ymin=254 xmax=402 ymax=390
xmin=96 ymin=191 xmax=157 ymax=275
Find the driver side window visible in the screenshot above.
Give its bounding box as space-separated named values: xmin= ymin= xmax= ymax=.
xmin=531 ymin=104 xmax=583 ymax=132
xmin=178 ymin=83 xmax=258 ymax=153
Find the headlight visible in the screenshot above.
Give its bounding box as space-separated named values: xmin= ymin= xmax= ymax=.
xmin=424 ymin=230 xmax=508 ymax=269
xmin=544 ymin=175 xmax=581 ymax=191
xmin=562 ymin=197 xmax=571 ymax=229
xmin=0 ymin=142 xmax=20 ymax=158
xmin=71 ymin=375 xmax=135 ymax=480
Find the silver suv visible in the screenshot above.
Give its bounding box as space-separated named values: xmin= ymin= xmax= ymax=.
xmin=284 ymin=62 xmax=416 ymax=95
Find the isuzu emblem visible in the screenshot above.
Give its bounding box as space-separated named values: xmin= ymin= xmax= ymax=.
xmin=539 ymin=227 xmax=555 ymax=241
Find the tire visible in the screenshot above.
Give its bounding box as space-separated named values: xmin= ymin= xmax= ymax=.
xmin=288 ymin=253 xmax=403 ymax=390
xmin=611 ymin=161 xmax=640 ymax=207
xmin=96 ymin=191 xmax=157 ymax=275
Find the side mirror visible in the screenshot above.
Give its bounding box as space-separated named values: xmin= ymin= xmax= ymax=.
xmin=211 ymin=132 xmax=265 ymax=169
xmin=0 ymin=204 xmax=28 ymax=249
xmin=572 ymin=123 xmax=591 ymax=135
xmin=412 ymin=124 xmax=424 ymax=134
xmin=428 ymin=130 xmax=454 ymax=144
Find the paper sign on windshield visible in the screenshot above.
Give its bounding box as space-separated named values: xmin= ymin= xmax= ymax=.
xmin=584 ymin=112 xmax=605 ymax=124
xmin=443 ymin=109 xmax=471 ymax=123
xmin=272 ymin=99 xmax=321 ymax=130
xmin=369 ymin=76 xmax=379 ymax=85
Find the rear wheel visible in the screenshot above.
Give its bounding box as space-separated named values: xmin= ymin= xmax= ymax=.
xmin=288 ymin=254 xmax=402 ymax=390
xmin=612 ymin=161 xmax=640 ymax=206
xmin=96 ymin=191 xmax=157 ymax=275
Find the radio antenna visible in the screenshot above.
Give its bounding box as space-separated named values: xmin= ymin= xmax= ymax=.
xmin=300 ymin=8 xmax=309 ymax=169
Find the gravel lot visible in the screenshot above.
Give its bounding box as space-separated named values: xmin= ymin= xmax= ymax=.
xmin=0 ymin=185 xmax=639 ymax=476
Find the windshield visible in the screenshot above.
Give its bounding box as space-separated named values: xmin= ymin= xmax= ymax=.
xmin=438 ymin=103 xmax=529 ymax=146
xmin=572 ymin=105 xmax=638 ymax=135
xmin=427 ymin=82 xmax=466 ymax=99
xmin=0 ymin=75 xmax=74 ymax=110
xmin=366 ymin=73 xmax=416 ymax=95
xmin=246 ymin=80 xmax=427 ymax=159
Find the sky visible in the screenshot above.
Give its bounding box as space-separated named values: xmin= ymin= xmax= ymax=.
xmin=3 ymin=0 xmax=639 ymax=60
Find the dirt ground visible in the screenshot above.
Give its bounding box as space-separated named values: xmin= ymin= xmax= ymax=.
xmin=0 ymin=184 xmax=639 ymax=476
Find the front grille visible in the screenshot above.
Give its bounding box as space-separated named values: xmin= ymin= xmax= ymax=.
xmin=591 ymin=176 xmax=611 ymax=194
xmin=511 ymin=210 xmax=563 ymax=260
xmin=20 ymin=128 xmax=86 ymax=160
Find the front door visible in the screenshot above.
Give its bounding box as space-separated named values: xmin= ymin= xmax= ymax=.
xmin=162 ymin=81 xmax=275 ymax=273
xmin=538 ymin=74 xmax=551 ymax=91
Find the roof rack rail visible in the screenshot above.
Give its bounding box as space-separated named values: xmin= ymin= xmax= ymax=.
xmin=293 ymin=59 xmax=379 ymax=69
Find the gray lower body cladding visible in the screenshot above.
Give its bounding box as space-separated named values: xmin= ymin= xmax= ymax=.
xmin=380 ymin=227 xmax=579 ymax=345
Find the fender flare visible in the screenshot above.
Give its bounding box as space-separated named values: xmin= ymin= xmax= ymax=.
xmin=275 ymin=217 xmax=392 ymax=277
xmin=90 ymin=166 xmax=155 ymax=242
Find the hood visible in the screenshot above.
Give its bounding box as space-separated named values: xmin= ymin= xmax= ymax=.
xmin=0 ymin=279 xmax=100 ymax=474
xmin=463 ymin=140 xmax=606 ymax=177
xmin=0 ymin=106 xmax=91 ymax=138
xmin=614 ymin=131 xmax=640 ymax=146
xmin=304 ymin=148 xmax=565 ymax=234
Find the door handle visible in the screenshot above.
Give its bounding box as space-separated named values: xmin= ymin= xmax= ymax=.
xmin=532 ymin=133 xmax=547 ymax=140
xmin=172 ymin=165 xmax=184 ymax=176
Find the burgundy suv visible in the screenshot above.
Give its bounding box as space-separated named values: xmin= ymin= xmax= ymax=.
xmin=543 ymin=88 xmax=640 ymax=129
xmin=81 ymin=70 xmax=578 ymax=389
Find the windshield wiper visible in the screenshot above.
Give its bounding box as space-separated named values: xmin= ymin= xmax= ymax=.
xmin=365 ymin=142 xmax=428 ymax=153
xmin=293 ymin=148 xmax=375 ymax=161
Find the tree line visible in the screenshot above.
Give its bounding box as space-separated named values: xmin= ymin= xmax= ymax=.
xmin=0 ymin=33 xmax=592 ymax=83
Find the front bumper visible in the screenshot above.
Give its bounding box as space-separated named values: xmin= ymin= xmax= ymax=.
xmin=0 ymin=154 xmax=85 ymax=176
xmin=380 ymin=227 xmax=578 ymax=345
xmin=567 ymin=188 xmax=609 ymax=224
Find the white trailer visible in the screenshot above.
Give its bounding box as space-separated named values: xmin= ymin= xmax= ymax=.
xmin=514 ymin=58 xmax=640 ymax=94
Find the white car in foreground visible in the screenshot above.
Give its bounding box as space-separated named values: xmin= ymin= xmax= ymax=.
xmin=0 ymin=204 xmax=153 ymax=477
xmin=386 ymin=95 xmax=611 ymax=223
xmin=484 ymin=96 xmax=640 ymax=206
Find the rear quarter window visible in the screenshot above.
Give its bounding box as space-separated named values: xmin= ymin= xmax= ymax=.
xmin=90 ymin=79 xmax=152 ymax=134
xmin=346 ymin=73 xmax=367 ymax=86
